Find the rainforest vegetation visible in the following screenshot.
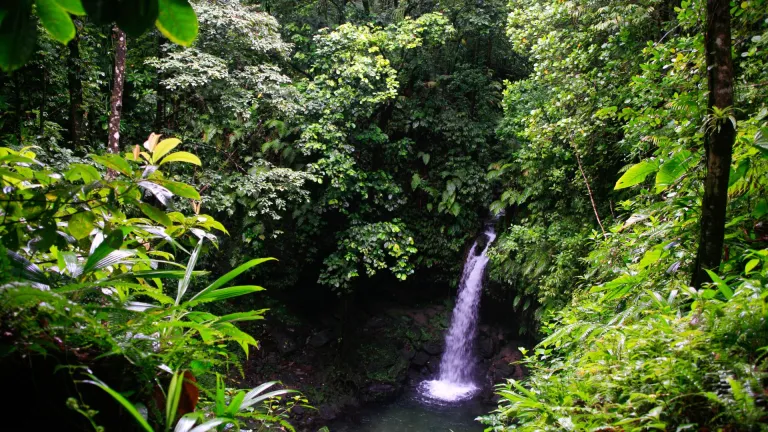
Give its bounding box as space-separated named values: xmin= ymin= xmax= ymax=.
xmin=0 ymin=0 xmax=767 ymax=431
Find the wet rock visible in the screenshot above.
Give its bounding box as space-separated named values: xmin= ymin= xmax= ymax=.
xmin=365 ymin=316 xmax=387 ymax=330
xmin=407 ymin=367 xmax=422 ymax=385
xmin=271 ymin=330 xmax=299 ymax=354
xmin=479 ymin=324 xmax=491 ymax=335
xmin=308 ymin=329 xmax=333 ymax=347
xmin=401 ymin=345 xmax=416 ymax=361
xmin=487 ymin=344 xmax=526 ymax=387
xmin=478 ymin=336 xmax=494 ymax=358
xmin=423 ymin=341 xmax=443 ymax=355
xmin=426 ymin=357 xmax=440 ymax=374
xmin=412 ymin=351 xmax=430 ymax=366
xmin=318 ymin=404 xmax=339 ymax=421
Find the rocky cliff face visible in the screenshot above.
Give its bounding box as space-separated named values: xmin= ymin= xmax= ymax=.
xmin=240 ymin=300 xmax=526 ymax=431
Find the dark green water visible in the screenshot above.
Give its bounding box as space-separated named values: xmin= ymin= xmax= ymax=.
xmin=329 ymin=392 xmax=488 ymax=432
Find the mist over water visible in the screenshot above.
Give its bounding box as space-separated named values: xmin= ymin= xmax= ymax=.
xmin=420 ymin=224 xmax=497 ymax=402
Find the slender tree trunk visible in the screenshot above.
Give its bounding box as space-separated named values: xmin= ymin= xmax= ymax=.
xmin=67 ymin=24 xmax=84 ymax=148
xmin=154 ymin=35 xmax=166 ymax=132
xmin=39 ymin=69 xmax=46 ymax=135
xmin=108 ymin=25 xmax=127 ymax=156
xmin=362 ymin=0 xmax=370 ymax=14
xmin=574 ymin=148 xmax=606 ymax=237
xmin=691 ymin=0 xmax=736 ymax=288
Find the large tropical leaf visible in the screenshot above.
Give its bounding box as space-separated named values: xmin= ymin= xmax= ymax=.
xmin=614 ymin=160 xmax=658 ymax=190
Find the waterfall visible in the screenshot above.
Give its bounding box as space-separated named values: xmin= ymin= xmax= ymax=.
xmin=420 ymin=223 xmax=497 ymax=402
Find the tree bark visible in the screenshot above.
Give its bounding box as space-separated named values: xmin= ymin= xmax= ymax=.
xmin=362 ymin=0 xmax=370 ymax=15
xmin=691 ymin=0 xmax=736 ymax=288
xmin=108 ymin=25 xmax=127 ymax=157
xmin=67 ymin=25 xmax=83 ymax=148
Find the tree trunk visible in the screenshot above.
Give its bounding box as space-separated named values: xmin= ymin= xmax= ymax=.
xmin=362 ymin=0 xmax=370 ymax=15
xmin=574 ymin=149 xmax=607 ymax=238
xmin=39 ymin=69 xmax=46 ymax=135
xmin=691 ymin=0 xmax=736 ymax=288
xmin=67 ymin=25 xmax=83 ymax=148
xmin=108 ymin=25 xmax=127 ymax=156
xmin=154 ymin=35 xmax=166 ymax=132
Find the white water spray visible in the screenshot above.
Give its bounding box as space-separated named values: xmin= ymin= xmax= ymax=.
xmin=420 ymin=223 xmax=496 ymax=402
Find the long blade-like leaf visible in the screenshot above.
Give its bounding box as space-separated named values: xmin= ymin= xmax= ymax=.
xmin=190 ymin=258 xmax=275 ymax=303
xmin=83 ymin=229 xmax=124 ymax=274
xmin=192 ymin=285 xmax=265 ymax=304
xmin=82 ymin=375 xmax=153 ymax=432
xmin=240 ymin=389 xmax=298 ymax=410
xmin=176 ymin=240 xmax=204 ymax=305
xmin=174 ymin=413 xmax=201 ymax=432
xmin=6 ymin=249 xmax=49 ymax=285
xmin=189 ymin=419 xmax=225 ymax=432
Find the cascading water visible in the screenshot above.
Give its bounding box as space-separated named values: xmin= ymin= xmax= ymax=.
xmin=419 ymin=223 xmax=497 ymax=402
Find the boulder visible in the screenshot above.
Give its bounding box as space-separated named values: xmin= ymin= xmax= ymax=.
xmin=308 ymin=329 xmax=333 ymax=348
xmin=401 ymin=345 xmax=416 ymax=361
xmin=412 ymin=351 xmax=430 ymax=366
xmin=478 ymin=336 xmax=494 ymax=358
xmin=423 ymin=341 xmax=444 ymax=355
xmin=271 ymin=329 xmax=299 ymax=354
xmin=426 ymin=357 xmax=440 ymax=374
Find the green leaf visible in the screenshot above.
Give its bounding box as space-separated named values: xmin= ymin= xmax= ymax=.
xmin=705 ymin=269 xmax=733 ymax=300
xmin=655 ymin=150 xmax=695 ymax=192
xmin=166 ymin=370 xmax=184 ymax=427
xmin=175 ymin=239 xmax=203 ymax=305
xmin=190 ymin=257 xmax=275 ymax=303
xmin=91 ymin=154 xmax=134 ymax=176
xmin=65 ymin=163 xmax=101 ymax=182
xmin=745 ymin=259 xmax=759 ymax=274
xmin=153 ymin=179 xmax=200 ymax=200
xmin=638 ymin=247 xmax=663 ymax=269
xmin=174 ymin=413 xmax=201 ymax=432
xmin=216 ymin=310 xmax=268 ymax=323
xmin=155 ymin=0 xmax=198 ymax=46
xmin=411 ymin=173 xmax=421 ymax=190
xmin=0 ymin=1 xmax=37 ymax=72
xmin=36 ymin=0 xmax=75 ymax=43
xmin=83 ymin=229 xmax=124 ymax=274
xmin=152 ymin=137 xmax=181 ymax=162
xmin=158 ymin=151 xmax=201 ymax=166
xmin=227 ymin=392 xmax=247 ymax=416
xmin=138 ymin=202 xmax=173 ymax=227
xmin=193 ymin=285 xmax=265 ymax=303
xmin=82 ymin=375 xmax=153 ymax=432
xmin=188 ymin=420 xmax=225 ymax=432
xmin=54 ymin=0 xmax=86 ymax=14
xmin=753 ymin=199 xmax=768 ymax=219
xmin=615 ymin=160 xmax=658 ymax=190
xmin=240 ymin=388 xmax=297 ymax=410
xmin=68 ymin=211 xmax=95 ymax=240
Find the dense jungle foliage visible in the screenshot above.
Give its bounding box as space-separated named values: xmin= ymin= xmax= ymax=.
xmin=0 ymin=0 xmax=767 ymax=431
